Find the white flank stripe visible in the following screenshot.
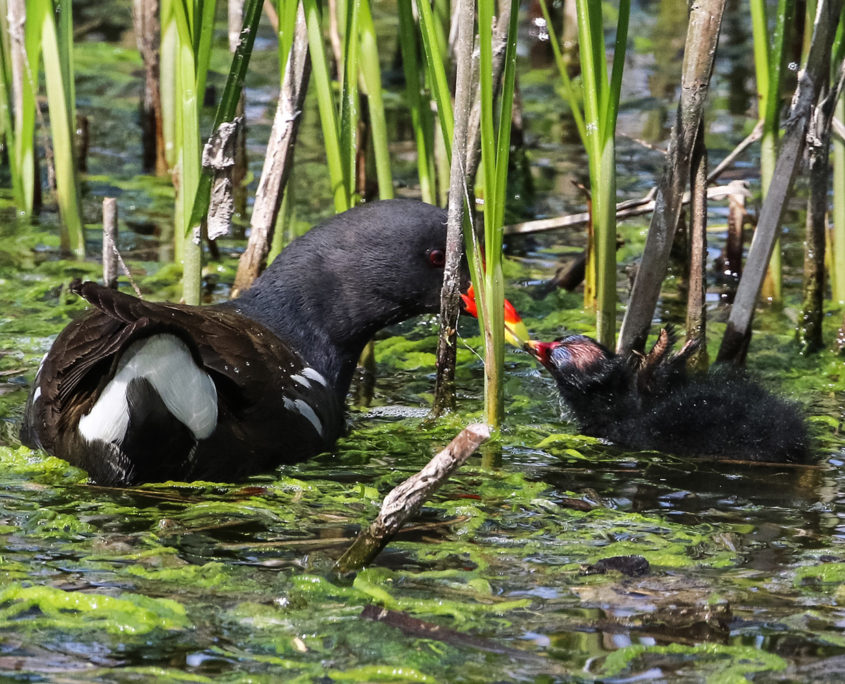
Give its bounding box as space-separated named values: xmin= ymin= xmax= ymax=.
xmin=283 ymin=396 xmax=323 ymax=437
xmin=79 ymin=376 xmax=130 ymax=443
xmin=79 ymin=334 xmax=218 ymax=444
xmin=301 ymin=367 xmax=328 ymax=387
xmin=290 ymin=373 xmax=311 ymax=389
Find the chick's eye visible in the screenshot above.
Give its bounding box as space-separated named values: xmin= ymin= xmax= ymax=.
xmin=427 ymin=249 xmax=446 ymax=268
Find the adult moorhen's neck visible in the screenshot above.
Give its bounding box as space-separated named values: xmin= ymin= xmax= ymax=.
xmin=217 ymin=247 xmax=421 ymax=402
xmin=220 ymin=281 xmax=381 ymax=403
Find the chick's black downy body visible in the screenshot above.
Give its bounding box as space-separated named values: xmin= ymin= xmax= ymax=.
xmin=529 ymin=332 xmax=809 ymax=462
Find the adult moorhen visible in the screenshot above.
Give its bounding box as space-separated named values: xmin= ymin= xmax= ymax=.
xmin=21 ymin=200 xmax=471 ymax=485
xmin=525 ymin=330 xmax=810 ymax=462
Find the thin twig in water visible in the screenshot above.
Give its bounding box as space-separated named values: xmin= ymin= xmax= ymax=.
xmin=102 ymin=230 xmax=143 ymax=298
xmin=360 ymin=605 xmax=561 ymax=668
xmin=506 ymin=181 xmax=747 ymax=236
xmin=216 ymin=515 xmax=472 ymax=550
xmin=334 ymin=423 xmax=490 ymax=574
xmin=706 ymin=120 xmax=763 ymax=182
xmin=832 ymin=115 xmax=845 ymax=143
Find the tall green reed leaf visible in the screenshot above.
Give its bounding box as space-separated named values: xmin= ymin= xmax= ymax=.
xmin=751 ymin=0 xmax=793 ymax=304
xmin=476 ymin=0 xmax=519 ymax=427
xmin=0 ymin=0 xmax=24 ymax=212
xmin=830 ymin=14 xmax=845 ymax=301
xmin=168 ymin=0 xmax=217 ymax=304
xmin=536 ymin=0 xmax=586 ymax=146
xmin=160 ymin=0 xmax=177 ymax=170
xmin=397 ymin=0 xmax=436 ymax=203
xmin=575 ymin=0 xmax=629 ymax=348
xmin=1 ymin=0 xmax=43 ymax=217
xmin=339 ymin=0 xmax=360 ymax=202
xmin=36 ymin=0 xmax=85 ymax=256
xmin=415 ymin=0 xmax=453 ymax=161
xmin=303 ymin=0 xmax=350 ymax=211
xmin=277 ymin=0 xmax=298 ymax=74
xmin=359 ymin=0 xmax=392 ymax=198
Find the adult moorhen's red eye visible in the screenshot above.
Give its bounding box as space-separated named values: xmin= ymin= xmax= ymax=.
xmin=427 ymin=248 xmax=446 ymax=267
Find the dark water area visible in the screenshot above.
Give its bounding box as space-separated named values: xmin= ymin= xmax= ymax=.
xmin=0 ymin=1 xmax=844 ymax=681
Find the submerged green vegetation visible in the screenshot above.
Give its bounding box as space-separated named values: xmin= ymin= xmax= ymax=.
xmin=3 ymin=203 xmax=845 ymax=678
xmin=1 ymin=1 xmax=845 ymax=681
xmin=1 ymin=421 xmax=844 ymax=681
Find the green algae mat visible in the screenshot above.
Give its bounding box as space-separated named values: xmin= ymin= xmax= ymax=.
xmin=2 ymin=247 xmax=845 ymax=680
xmin=2 ymin=15 xmax=845 ymax=681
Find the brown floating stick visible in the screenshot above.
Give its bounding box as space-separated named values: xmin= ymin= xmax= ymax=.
xmin=334 ymin=423 xmax=491 ymax=574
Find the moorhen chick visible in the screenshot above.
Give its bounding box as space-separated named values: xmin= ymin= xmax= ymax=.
xmin=526 ymin=330 xmax=810 ymax=462
xmin=21 ymin=200 xmax=467 ymax=485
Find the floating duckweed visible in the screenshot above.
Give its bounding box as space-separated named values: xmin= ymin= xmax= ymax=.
xmin=87 ymin=666 xmax=215 ymax=682
xmin=291 ymin=574 xmax=361 ymax=600
xmin=0 ymin=583 xmax=190 ymax=634
xmin=0 ymin=559 xmax=31 ymax=582
xmin=27 ymin=507 xmax=97 ymax=537
xmin=121 ymin=561 xmax=236 ymax=590
xmin=794 ymin=562 xmax=845 ymax=588
xmin=0 ymin=446 xmax=86 ymax=484
xmin=599 ymin=642 xmax=788 ymax=681
xmin=353 ymin=567 xmax=531 ymax=623
xmin=535 ymin=433 xmax=596 ymax=452
xmin=328 ymin=665 xmax=436 ymax=682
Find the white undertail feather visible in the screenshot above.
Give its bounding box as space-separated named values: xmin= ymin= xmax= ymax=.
xmin=78 ymin=335 xmax=218 ymax=444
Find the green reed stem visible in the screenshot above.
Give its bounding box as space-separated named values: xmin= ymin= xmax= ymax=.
xmin=339 ymin=0 xmax=359 ymax=203
xmin=751 ymin=0 xmax=793 ymax=305
xmin=397 ymin=0 xmax=435 ymax=203
xmin=415 ymin=0 xmax=453 ymax=162
xmin=0 ymin=1 xmax=14 ymax=205
xmin=160 ymin=0 xmax=176 ymax=170
xmin=170 ymin=0 xmax=217 ymax=304
xmin=188 ymin=0 xmax=263 ymax=232
xmin=12 ymin=0 xmax=39 ymax=216
xmin=831 ymin=17 xmax=845 ymax=302
xmin=476 ymin=0 xmax=518 ymax=428
xmin=575 ymin=0 xmax=628 ymax=348
xmin=303 ymin=0 xmax=349 ymax=211
xmin=40 ymin=0 xmax=85 ymax=256
xmin=359 ymin=0 xmax=392 ymax=199
xmin=277 ymin=0 xmax=298 ymax=75
xmin=536 ymin=0 xmax=586 ymax=147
